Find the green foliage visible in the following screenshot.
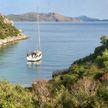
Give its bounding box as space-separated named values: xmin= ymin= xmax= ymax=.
xmin=97 ymin=85 xmax=108 ymax=102
xmin=42 ymin=103 xmax=53 ymax=108
xmin=58 ymin=90 xmax=76 ymax=108
xmin=69 ymin=64 xmax=86 ymax=78
xmin=0 ymin=16 xmax=20 ymax=39
xmin=61 ymin=74 xmax=79 ymax=88
xmin=95 ymin=49 xmax=108 ymax=68
xmin=100 ymin=35 xmax=108 ymax=45
xmin=0 ymin=81 xmax=34 ymax=108
xmin=93 ymin=72 xmax=103 ymax=80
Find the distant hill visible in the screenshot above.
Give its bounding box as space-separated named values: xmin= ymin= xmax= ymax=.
xmin=76 ymin=16 xmax=100 ymax=21
xmin=7 ymin=12 xmax=108 ymax=22
xmin=76 ymin=16 xmax=108 ymax=22
xmin=7 ymin=12 xmax=80 ymax=22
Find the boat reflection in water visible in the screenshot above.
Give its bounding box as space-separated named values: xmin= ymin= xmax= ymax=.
xmin=27 ymin=60 xmax=42 ymax=68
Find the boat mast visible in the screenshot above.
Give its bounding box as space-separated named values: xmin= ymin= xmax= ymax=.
xmin=37 ymin=6 xmax=41 ymax=50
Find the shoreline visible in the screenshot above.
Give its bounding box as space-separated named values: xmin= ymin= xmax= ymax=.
xmin=0 ymin=33 xmax=28 ymax=46
xmin=14 ymin=21 xmax=108 ymax=23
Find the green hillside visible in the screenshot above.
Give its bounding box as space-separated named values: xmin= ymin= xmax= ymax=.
xmin=45 ymin=36 xmax=108 ymax=108
xmin=32 ymin=36 xmax=108 ymax=108
xmin=0 ymin=15 xmax=20 ymax=39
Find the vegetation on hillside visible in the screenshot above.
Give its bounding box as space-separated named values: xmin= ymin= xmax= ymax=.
xmin=0 ymin=15 xmax=20 ymax=39
xmin=0 ymin=81 xmax=34 ymax=108
xmin=0 ymin=36 xmax=108 ymax=108
xmin=34 ymin=35 xmax=108 ymax=108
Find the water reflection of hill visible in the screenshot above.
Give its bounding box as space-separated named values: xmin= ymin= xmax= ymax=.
xmin=0 ymin=42 xmax=19 ymax=58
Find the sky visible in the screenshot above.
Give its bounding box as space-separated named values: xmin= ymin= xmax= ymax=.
xmin=0 ymin=0 xmax=108 ymax=19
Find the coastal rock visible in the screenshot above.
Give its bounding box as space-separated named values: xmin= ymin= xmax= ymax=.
xmin=0 ymin=13 xmax=14 ymax=25
xmin=0 ymin=33 xmax=27 ymax=46
xmin=3 ymin=16 xmax=14 ymax=25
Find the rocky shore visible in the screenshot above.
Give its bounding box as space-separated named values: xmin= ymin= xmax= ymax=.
xmin=0 ymin=33 xmax=27 ymax=46
xmin=0 ymin=13 xmax=28 ymax=46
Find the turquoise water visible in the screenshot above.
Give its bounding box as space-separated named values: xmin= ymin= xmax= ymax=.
xmin=0 ymin=22 xmax=108 ymax=86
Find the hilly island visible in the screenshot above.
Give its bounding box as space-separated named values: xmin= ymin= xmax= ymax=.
xmin=7 ymin=12 xmax=79 ymax=22
xmin=7 ymin=12 xmax=108 ymax=22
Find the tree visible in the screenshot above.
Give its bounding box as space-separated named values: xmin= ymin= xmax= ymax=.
xmin=100 ymin=36 xmax=108 ymax=45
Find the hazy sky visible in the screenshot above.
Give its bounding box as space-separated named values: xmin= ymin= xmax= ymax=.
xmin=0 ymin=0 xmax=108 ymax=19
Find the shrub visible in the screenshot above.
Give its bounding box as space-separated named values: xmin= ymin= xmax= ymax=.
xmin=0 ymin=81 xmax=34 ymax=108
xmin=97 ymin=86 xmax=108 ymax=102
xmin=100 ymin=35 xmax=108 ymax=45
xmin=61 ymin=74 xmax=79 ymax=88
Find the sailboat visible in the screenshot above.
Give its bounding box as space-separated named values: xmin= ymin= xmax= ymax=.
xmin=26 ymin=12 xmax=42 ymax=62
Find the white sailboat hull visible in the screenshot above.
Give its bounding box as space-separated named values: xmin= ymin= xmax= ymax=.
xmin=27 ymin=50 xmax=42 ymax=62
xmin=27 ymin=54 xmax=42 ymax=62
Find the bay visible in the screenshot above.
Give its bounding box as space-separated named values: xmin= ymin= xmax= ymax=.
xmin=0 ymin=22 xmax=108 ymax=86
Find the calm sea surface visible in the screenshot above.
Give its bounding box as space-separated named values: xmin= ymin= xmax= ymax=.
xmin=0 ymin=22 xmax=108 ymax=86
